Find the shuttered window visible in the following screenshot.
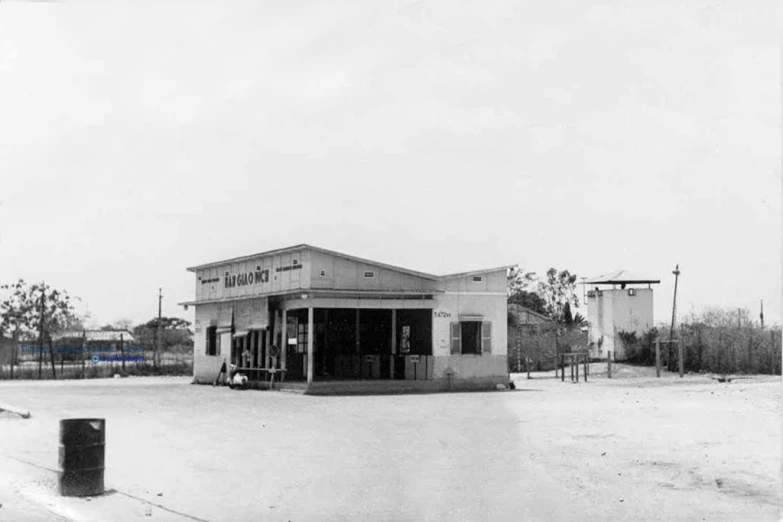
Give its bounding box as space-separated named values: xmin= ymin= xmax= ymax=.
xmin=450 ymin=321 xmax=492 ymax=355
xmin=481 ymin=322 xmax=492 ymax=354
xmin=450 ymin=322 xmax=461 ymax=355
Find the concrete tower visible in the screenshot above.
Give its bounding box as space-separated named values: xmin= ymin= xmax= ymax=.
xmin=583 ymin=270 xmax=660 ymax=361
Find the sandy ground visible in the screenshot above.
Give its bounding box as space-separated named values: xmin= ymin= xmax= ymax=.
xmin=0 ymin=366 xmax=780 ymax=522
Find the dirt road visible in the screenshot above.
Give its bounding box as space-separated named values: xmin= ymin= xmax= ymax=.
xmin=0 ymin=368 xmax=779 ymax=521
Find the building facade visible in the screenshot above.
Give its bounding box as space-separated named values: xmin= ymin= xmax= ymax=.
xmin=584 ymin=271 xmax=660 ymax=360
xmin=181 ymin=244 xmax=510 ymax=393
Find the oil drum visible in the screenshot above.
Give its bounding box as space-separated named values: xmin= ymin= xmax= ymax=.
xmin=58 ymin=418 xmax=105 ymax=497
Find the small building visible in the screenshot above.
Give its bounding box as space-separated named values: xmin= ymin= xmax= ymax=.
xmin=508 ymin=304 xmax=553 ymax=332
xmin=55 ymin=330 xmax=136 ymax=344
xmin=180 ymin=244 xmax=510 ymax=394
xmin=583 ymin=270 xmax=660 ymax=360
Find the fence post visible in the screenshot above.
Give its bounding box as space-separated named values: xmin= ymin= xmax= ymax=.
xmin=678 ymin=339 xmax=684 ymax=378
xmin=575 ymin=356 xmax=579 ymax=382
xmin=655 ymin=339 xmax=661 ymax=378
xmin=584 ymin=353 xmax=588 ymax=382
xmin=561 ymin=354 xmax=565 ymax=382
xmin=607 ymin=351 xmax=612 ymax=379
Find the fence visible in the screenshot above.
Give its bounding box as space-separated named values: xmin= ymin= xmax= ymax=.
xmin=622 ymin=325 xmax=782 ymax=376
xmin=0 ymin=339 xmax=193 ymax=380
xmin=508 ymin=325 xmax=588 ymax=374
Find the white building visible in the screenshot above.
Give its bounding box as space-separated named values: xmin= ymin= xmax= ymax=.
xmin=583 ymin=270 xmax=660 ymax=360
xmin=180 ymin=244 xmax=510 ymax=394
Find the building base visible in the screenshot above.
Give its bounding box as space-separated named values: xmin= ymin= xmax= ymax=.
xmin=193 ymin=377 xmax=510 ymax=395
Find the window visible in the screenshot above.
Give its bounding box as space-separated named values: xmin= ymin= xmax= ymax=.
xmin=320 ymin=270 xmax=327 ymax=277
xmin=206 ymin=326 xmax=218 ymax=356
xmin=450 ymin=321 xmax=492 ymax=355
xmin=296 ymin=321 xmax=308 ymax=354
xmin=472 ymin=276 xmax=483 ymax=282
xmin=363 ymin=271 xmax=376 ymax=279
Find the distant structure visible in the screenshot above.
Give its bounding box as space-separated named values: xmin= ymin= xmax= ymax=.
xmin=507 ymin=304 xmax=553 ymax=332
xmin=582 ymin=270 xmax=660 ymax=361
xmin=55 ymin=330 xmax=135 ymax=344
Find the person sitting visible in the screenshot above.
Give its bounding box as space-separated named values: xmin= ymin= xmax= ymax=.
xmin=228 ymin=363 xmax=248 ymax=389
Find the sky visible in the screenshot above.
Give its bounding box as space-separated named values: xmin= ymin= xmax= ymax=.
xmin=0 ymin=1 xmax=779 ymax=329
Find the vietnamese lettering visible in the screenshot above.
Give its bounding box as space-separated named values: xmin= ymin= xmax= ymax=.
xmin=224 ymin=268 xmax=270 ymax=288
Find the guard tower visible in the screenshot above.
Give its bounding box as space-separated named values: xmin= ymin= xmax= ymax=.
xmin=582 ymin=270 xmax=660 ymax=361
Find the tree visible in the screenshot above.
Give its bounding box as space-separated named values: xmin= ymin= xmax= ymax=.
xmin=0 ymin=279 xmax=36 ymax=339
xmin=0 ymin=280 xmax=82 ymax=378
xmin=133 ymin=316 xmax=193 ymax=354
xmin=100 ymin=319 xmax=135 ymax=332
xmin=507 ymin=266 xmax=548 ymax=316
xmin=538 ymin=268 xmax=580 ymax=324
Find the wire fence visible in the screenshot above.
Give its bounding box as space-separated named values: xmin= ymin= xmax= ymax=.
xmin=508 ymin=325 xmax=588 ymax=374
xmin=624 ymin=325 xmax=782 ymax=376
xmin=0 ymin=338 xmax=192 ymax=380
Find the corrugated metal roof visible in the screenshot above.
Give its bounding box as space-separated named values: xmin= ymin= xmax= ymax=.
xmin=583 ymin=270 xmax=660 ymax=285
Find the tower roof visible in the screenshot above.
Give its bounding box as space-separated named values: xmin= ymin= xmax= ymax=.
xmin=583 ymin=270 xmax=660 ymax=285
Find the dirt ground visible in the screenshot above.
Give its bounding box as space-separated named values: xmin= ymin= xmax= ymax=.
xmin=0 ymin=365 xmax=780 ymax=522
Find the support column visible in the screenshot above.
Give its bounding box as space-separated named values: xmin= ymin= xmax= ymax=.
xmin=307 ymin=307 xmax=314 ymax=384
xmin=390 ymin=309 xmax=397 ymax=377
xmin=281 ymin=309 xmax=287 ymax=370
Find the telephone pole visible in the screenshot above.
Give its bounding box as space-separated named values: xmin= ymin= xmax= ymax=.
xmin=38 ymin=284 xmax=45 ymax=379
xmin=156 ymin=288 xmax=162 ymax=369
xmin=760 ymin=300 xmax=765 ymax=329
xmin=669 ymin=265 xmax=680 ymax=372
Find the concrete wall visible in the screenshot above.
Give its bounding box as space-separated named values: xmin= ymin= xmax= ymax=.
xmin=587 ymin=288 xmax=654 ymax=360
xmin=430 ymin=269 xmax=508 ymax=379
xmin=192 ymin=303 xmax=226 ymax=382
xmin=194 ymin=353 xmax=225 ymax=383
xmin=431 ymin=355 xmax=508 ymax=379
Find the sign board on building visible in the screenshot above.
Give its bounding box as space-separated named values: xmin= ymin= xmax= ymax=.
xmin=409 ymin=355 xmax=421 ymax=364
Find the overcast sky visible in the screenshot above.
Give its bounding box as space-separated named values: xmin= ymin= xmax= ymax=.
xmin=0 ymin=1 xmax=779 ymax=328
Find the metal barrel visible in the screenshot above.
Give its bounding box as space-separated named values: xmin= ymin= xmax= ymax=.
xmin=58 ymin=418 xmax=105 ymax=497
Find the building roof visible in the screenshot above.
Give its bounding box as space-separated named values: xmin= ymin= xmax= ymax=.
xmin=439 ymin=265 xmax=516 ymax=280
xmin=186 ymin=244 xmax=512 ymax=282
xmin=54 ymin=330 xmax=135 ymax=342
xmin=508 ymin=304 xmax=552 ymax=324
xmin=583 ymin=270 xmax=660 ymax=285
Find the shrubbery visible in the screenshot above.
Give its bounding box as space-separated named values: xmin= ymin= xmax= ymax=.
xmin=616 ymin=307 xmax=781 ymax=375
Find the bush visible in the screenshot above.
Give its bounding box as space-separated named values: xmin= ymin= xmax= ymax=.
xmin=615 ymin=307 xmax=781 ymax=375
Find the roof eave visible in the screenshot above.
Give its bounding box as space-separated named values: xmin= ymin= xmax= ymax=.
xmin=439 ymin=265 xmax=516 ymax=280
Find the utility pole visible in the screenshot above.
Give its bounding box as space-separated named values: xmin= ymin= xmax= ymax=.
xmin=581 ymin=277 xmax=587 ymax=305
xmin=156 ymin=288 xmax=162 ymax=369
xmin=760 ymin=300 xmax=764 ymax=329
xmin=38 ymin=284 xmax=45 ymax=380
xmin=669 ymin=265 xmax=680 ymax=372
